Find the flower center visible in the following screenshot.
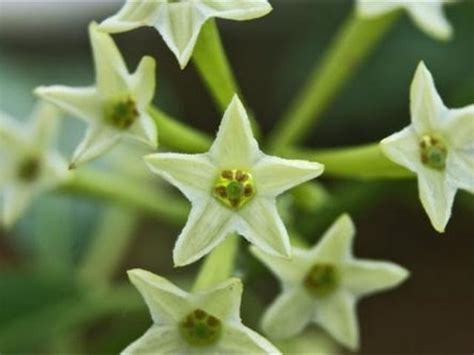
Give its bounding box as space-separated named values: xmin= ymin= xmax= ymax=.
xmin=103 ymin=96 xmax=138 ymax=130
xmin=17 ymin=156 xmax=41 ymax=182
xmin=179 ymin=309 xmax=222 ymax=347
xmin=419 ymin=134 xmax=447 ymax=171
xmin=213 ymin=169 xmax=255 ymax=209
xmin=303 ymin=263 xmax=339 ymax=298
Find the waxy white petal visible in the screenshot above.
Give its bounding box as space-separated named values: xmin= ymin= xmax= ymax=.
xmin=2 ymin=184 xmax=34 ymax=228
xmin=408 ymin=2 xmax=452 ymax=40
xmin=218 ymin=323 xmax=282 ymax=354
xmin=380 ymin=126 xmax=422 ymax=173
xmin=447 ymin=151 xmax=474 ymax=193
xmin=356 ymin=0 xmax=400 ymax=17
xmin=28 ymin=102 xmax=61 ymax=150
xmin=126 ymin=111 xmax=158 ymax=148
xmin=443 ymin=106 xmax=474 ymax=151
xmin=130 ymin=56 xmax=157 ymax=109
xmin=121 ymin=325 xmax=183 ymax=355
xmin=199 ymin=0 xmax=272 ymax=21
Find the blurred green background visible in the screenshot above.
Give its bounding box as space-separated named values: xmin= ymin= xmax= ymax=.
xmin=1 ymin=0 xmax=473 ymax=353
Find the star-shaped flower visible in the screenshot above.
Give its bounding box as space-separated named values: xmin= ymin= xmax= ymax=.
xmin=123 ymin=269 xmax=281 ymax=354
xmin=145 ymin=95 xmax=324 ymax=266
xmin=381 ymin=62 xmax=473 ymax=232
xmin=0 ymin=103 xmax=68 ymax=228
xmin=99 ymin=0 xmax=272 ymax=68
xmin=251 ymin=214 xmax=409 ymax=350
xmin=356 ymin=0 xmax=456 ymax=41
xmin=35 ymin=22 xmax=157 ymax=168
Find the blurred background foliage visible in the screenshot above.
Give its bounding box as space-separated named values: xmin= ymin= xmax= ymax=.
xmin=0 ymin=0 xmax=473 ymax=353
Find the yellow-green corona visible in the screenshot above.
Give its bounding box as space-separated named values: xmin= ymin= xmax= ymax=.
xmin=179 ymin=309 xmax=222 ymax=347
xmin=103 ymin=96 xmax=139 ymax=130
xmin=17 ymin=156 xmax=41 ymax=182
xmin=419 ymin=134 xmax=447 ymax=171
xmin=213 ymin=169 xmax=256 ymax=209
xmin=303 ymin=263 xmax=339 ymax=298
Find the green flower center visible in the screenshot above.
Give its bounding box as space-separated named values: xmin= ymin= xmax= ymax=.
xmin=419 ymin=134 xmax=447 ymax=171
xmin=303 ymin=263 xmax=339 ymax=298
xmin=179 ymin=309 xmax=222 ymax=347
xmin=17 ymin=156 xmax=41 ymax=182
xmin=103 ymin=96 xmax=138 ymax=130
xmin=213 ymin=169 xmax=255 ymax=209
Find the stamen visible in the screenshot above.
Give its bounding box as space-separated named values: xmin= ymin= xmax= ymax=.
xmin=419 ymin=134 xmax=447 ymax=171
xmin=303 ymin=263 xmax=339 ymax=298
xmin=17 ymin=156 xmax=41 ymax=182
xmin=179 ymin=309 xmax=222 ymax=347
xmin=103 ymin=96 xmax=139 ymax=130
xmin=213 ymin=169 xmax=256 ymax=209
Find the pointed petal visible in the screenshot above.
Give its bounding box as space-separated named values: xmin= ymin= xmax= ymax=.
xmin=89 ymin=22 xmax=129 ymax=98
xmin=218 ymin=323 xmax=281 ymax=354
xmin=418 ymin=169 xmax=457 ymax=233
xmin=29 ymin=102 xmax=61 ymax=150
xmin=210 ymin=96 xmax=260 ymax=168
xmin=238 ymin=197 xmax=291 ymax=259
xmin=70 ymin=126 xmax=121 ymax=168
xmin=100 ymin=0 xmax=162 ymax=33
xmin=315 ymin=291 xmax=359 ymax=351
xmin=127 ymin=269 xmax=191 ymax=325
xmin=356 ymin=0 xmax=401 ymax=17
xmin=443 ymin=105 xmax=474 ymax=151
xmin=253 ymin=155 xmax=324 ymax=197
xmin=173 ymin=199 xmax=234 ymax=267
xmin=192 ymin=278 xmax=243 ymax=322
xmin=144 ymin=152 xmax=217 ymax=200
xmin=408 ymin=3 xmax=453 ymax=41
xmin=121 ymin=325 xmax=185 ymax=354
xmin=130 ymin=56 xmax=156 ymax=108
xmin=410 ymin=62 xmax=448 ymax=134
xmin=2 ymin=184 xmax=34 ymax=228
xmin=199 ymin=0 xmax=272 ymax=21
xmin=34 ymin=86 xmax=103 ymax=123
xmin=380 ymin=126 xmax=422 ymax=173
xmin=261 ymin=288 xmax=314 ymax=339
xmin=310 ymin=214 xmax=355 ymax=263
xmin=126 ymin=111 xmax=158 ymax=148
xmin=447 ymin=151 xmax=474 ymax=193
xmin=341 ymin=260 xmax=409 ymax=298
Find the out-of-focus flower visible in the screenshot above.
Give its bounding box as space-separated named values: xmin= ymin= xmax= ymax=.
xmin=122 ymin=269 xmax=281 ymax=354
xmin=145 ymin=95 xmax=324 ymax=266
xmin=381 ymin=62 xmax=474 ymax=232
xmin=251 ymin=214 xmax=409 ymax=350
xmin=35 ymin=22 xmax=157 ymax=168
xmin=0 ymin=103 xmax=68 ymax=227
xmin=356 ymin=0 xmax=457 ymax=41
xmin=99 ymin=0 xmax=272 ymax=68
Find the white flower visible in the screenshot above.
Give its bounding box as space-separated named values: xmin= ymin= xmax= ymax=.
xmin=356 ymin=0 xmax=456 ymax=41
xmin=0 ymin=103 xmax=68 ymax=228
xmin=99 ymin=0 xmax=272 ymax=69
xmin=35 ymin=22 xmax=157 ymax=168
xmin=251 ymin=214 xmax=409 ymax=350
xmin=123 ymin=269 xmax=281 ymax=354
xmin=381 ymin=62 xmax=473 ymax=232
xmin=145 ymin=95 xmax=324 ymax=266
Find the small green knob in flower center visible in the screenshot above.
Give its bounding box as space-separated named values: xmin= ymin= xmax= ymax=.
xmin=213 ymin=169 xmax=255 ymax=209
xmin=179 ymin=309 xmax=222 ymax=347
xmin=303 ymin=263 xmax=339 ymax=298
xmin=104 ymin=96 xmax=138 ymax=130
xmin=419 ymin=135 xmax=447 ymax=171
xmin=17 ymin=156 xmax=41 ymax=182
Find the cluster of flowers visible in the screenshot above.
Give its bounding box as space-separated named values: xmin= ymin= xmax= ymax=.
xmin=0 ymin=0 xmax=472 ymax=353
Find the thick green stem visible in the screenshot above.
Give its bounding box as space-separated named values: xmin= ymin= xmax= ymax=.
xmin=268 ymin=11 xmax=399 ymax=149
xmin=60 ymin=169 xmax=189 ymax=225
xmin=192 ymin=235 xmax=239 ymax=292
xmin=284 ymin=143 xmax=412 ymax=179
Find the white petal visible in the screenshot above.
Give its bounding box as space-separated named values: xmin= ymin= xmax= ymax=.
xmin=407 ymin=2 xmax=453 ymax=41
xmin=129 ymin=56 xmax=156 ymax=109
xmin=341 ymin=260 xmax=409 ymax=298
xmin=210 ymin=96 xmax=260 ymax=169
xmin=418 ymin=168 xmax=457 ymax=233
xmin=217 ymin=323 xmax=281 ymax=354
xmin=28 ymin=102 xmax=61 ymax=150
xmin=442 ymin=105 xmax=474 ymax=151
xmin=315 ymin=291 xmax=359 ymax=351
xmin=70 ymin=126 xmax=121 ymax=168
xmin=198 ymin=0 xmax=272 ymax=21
xmin=237 ymin=197 xmax=291 ymax=259
xmin=144 ymin=152 xmax=217 ymax=200
xmin=127 ymin=269 xmax=191 ymax=325
xmin=121 ymin=325 xmax=185 ymax=354
xmin=89 ymin=22 xmax=129 ymax=98
xmin=2 ymin=184 xmax=34 ymax=228
xmin=380 ymin=126 xmax=422 ymax=173
xmin=192 ymin=278 xmax=243 ymax=322
xmin=34 ymin=86 xmax=103 ymax=124
xmin=261 ymin=288 xmax=314 ymax=340
xmin=173 ymin=199 xmax=234 ymax=267
xmin=356 ymin=0 xmax=401 ymax=18
xmin=447 ymin=151 xmax=474 ymax=193
xmin=410 ymin=62 xmax=448 ymax=134
xmin=309 ymin=214 xmax=355 ymax=263
xmin=126 ymin=111 xmax=158 ymax=148
xmin=253 ymin=155 xmax=324 ymax=197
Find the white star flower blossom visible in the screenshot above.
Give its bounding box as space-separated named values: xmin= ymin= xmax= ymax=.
xmin=35 ymin=22 xmax=157 ymax=168
xmin=356 ymin=0 xmax=457 ymax=41
xmin=123 ymin=269 xmax=281 ymax=354
xmin=0 ymin=103 xmax=68 ymax=228
xmin=251 ymin=214 xmax=409 ymax=350
xmin=99 ymin=0 xmax=272 ymax=68
xmin=381 ymin=62 xmax=474 ymax=233
xmin=145 ymin=95 xmax=324 ymax=266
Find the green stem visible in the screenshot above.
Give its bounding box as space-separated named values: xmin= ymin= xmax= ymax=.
xmin=149 ymin=105 xmax=211 ymax=153
xmin=268 ymin=11 xmax=400 ymax=149
xmin=192 ymin=235 xmax=239 ymax=292
xmin=60 ymin=169 xmax=189 ymax=225
xmin=284 ymin=143 xmax=412 ymax=179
